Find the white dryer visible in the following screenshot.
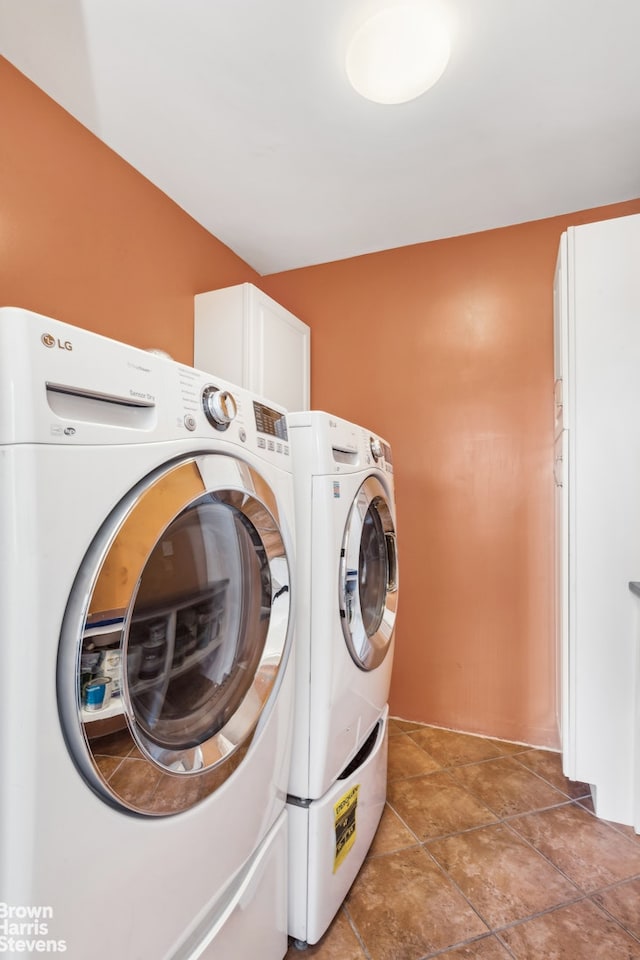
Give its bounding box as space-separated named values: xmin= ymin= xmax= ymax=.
xmin=286 ymin=411 xmax=398 ymax=947
xmin=0 ymin=308 xmax=296 ymax=960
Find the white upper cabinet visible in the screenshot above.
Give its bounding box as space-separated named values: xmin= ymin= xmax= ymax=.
xmin=194 ymin=283 xmax=310 ymax=411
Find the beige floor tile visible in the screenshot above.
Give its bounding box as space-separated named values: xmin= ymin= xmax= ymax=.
xmin=451 ymin=756 xmax=567 ymax=817
xmin=387 ymin=733 xmax=441 ymax=780
xmin=284 ymin=909 xmax=367 ymax=959
xmin=387 ymin=718 xmax=406 ymax=736
xmin=499 ymin=899 xmax=640 ymax=959
xmin=489 ymin=739 xmax=534 ymax=757
xmin=592 ymin=877 xmax=640 ymax=939
xmin=510 ymin=802 xmax=640 ymax=892
xmin=390 ymin=717 xmax=425 ymax=734
xmin=435 ymin=935 xmax=513 ymax=959
xmin=94 ymin=754 xmax=123 ymax=779
xmin=428 ymin=823 xmax=578 ymax=928
xmin=388 ymin=771 xmax=497 ymax=841
xmin=408 ymin=727 xmax=505 ymax=767
xmin=346 ymin=846 xmax=488 ymax=960
xmin=91 ymin=726 xmax=136 ymax=758
xmin=147 ymin=769 xmax=207 ymax=813
xmin=578 ymin=795 xmax=595 ymax=813
xmin=107 ymin=757 xmax=163 ymax=807
xmin=610 ymin=822 xmax=640 ymax=844
xmin=513 ymin=749 xmax=591 ymax=799
xmin=367 ymin=803 xmax=419 ymax=857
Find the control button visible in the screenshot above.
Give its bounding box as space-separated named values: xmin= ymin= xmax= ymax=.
xmin=239 ymin=428 xmax=247 ymax=443
xmin=284 ymin=445 xmax=290 ymax=456
xmin=257 ymin=437 xmax=267 ymax=449
xmin=267 ymin=440 xmax=275 ymax=451
xmin=370 ymin=436 xmax=383 ymax=462
xmin=184 ymin=414 xmax=197 ymax=432
xmin=276 ymin=442 xmax=282 ymax=453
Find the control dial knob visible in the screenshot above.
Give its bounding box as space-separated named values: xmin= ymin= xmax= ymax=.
xmin=370 ymin=436 xmax=383 ymax=462
xmin=202 ymin=385 xmax=238 ymax=430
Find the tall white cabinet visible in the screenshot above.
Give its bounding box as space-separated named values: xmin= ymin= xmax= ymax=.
xmin=555 ymin=212 xmax=640 ymax=830
xmin=194 ymin=283 xmax=310 ymax=412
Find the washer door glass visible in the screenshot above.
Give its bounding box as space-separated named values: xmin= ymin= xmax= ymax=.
xmin=58 ymin=454 xmax=291 ymax=816
xmin=339 ymin=476 xmax=398 ymax=670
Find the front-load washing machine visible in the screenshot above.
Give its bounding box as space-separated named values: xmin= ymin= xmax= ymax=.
xmin=286 ymin=411 xmax=398 ymax=946
xmin=0 ymin=307 xmax=296 ymax=960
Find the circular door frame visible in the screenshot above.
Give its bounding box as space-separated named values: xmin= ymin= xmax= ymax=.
xmin=338 ymin=474 xmax=398 ymax=671
xmin=57 ymin=452 xmax=292 ymax=817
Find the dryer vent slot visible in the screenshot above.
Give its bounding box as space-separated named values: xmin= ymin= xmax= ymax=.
xmin=332 ymin=444 xmax=358 ymax=465
xmin=337 ymin=719 xmax=382 ymax=780
xmin=46 ymin=383 xmax=157 ymax=430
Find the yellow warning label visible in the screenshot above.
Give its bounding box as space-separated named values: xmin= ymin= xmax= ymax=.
xmin=333 ymin=784 xmax=360 ymax=873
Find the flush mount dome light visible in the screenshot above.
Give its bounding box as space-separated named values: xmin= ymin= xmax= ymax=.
xmin=346 ymin=2 xmax=451 ymax=104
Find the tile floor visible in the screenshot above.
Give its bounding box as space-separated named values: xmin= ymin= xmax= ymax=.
xmin=285 ymin=718 xmax=640 ymax=960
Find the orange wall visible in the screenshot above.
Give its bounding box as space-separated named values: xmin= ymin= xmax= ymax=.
xmin=5 ymin=56 xmax=640 ymax=749
xmin=263 ymin=197 xmax=640 ymax=748
xmin=0 ymin=57 xmax=259 ymax=359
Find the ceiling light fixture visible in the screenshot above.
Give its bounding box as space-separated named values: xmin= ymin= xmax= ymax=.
xmin=346 ymin=2 xmax=451 ymax=105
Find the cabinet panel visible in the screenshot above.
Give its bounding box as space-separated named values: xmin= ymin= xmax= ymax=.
xmin=194 ymin=283 xmax=310 ymax=411
xmin=556 ymin=212 xmax=640 ymax=828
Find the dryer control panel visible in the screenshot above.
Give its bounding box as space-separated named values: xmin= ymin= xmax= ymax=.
xmin=201 ymin=384 xmax=238 ymax=431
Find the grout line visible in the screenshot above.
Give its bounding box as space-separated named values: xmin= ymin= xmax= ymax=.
xmin=500 ymin=814 xmax=585 ymax=894
xmin=94 ymin=752 xmax=127 ymax=780
xmin=510 ymin=751 xmax=592 ymax=802
xmin=382 ymin=798 xmax=429 ymax=848
xmin=493 ymin=931 xmax=519 ymax=960
xmin=590 ymin=872 xmax=640 ymax=894
xmin=342 ymin=903 xmax=374 ymax=960
xmin=418 ymin=841 xmax=494 ymax=937
xmin=587 ymin=889 xmax=640 ymax=945
xmin=487 ymin=895 xmax=635 ymax=939
xmin=419 ymin=933 xmax=518 ymax=960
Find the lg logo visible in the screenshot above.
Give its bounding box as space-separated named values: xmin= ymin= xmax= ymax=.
xmin=41 ymin=333 xmax=73 ymax=351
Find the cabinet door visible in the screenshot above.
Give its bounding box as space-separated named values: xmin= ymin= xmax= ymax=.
xmin=248 ymin=287 xmax=310 ymax=412
xmin=195 ymin=283 xmax=310 ymax=411
xmin=553 ymin=233 xmax=568 ymax=432
xmin=568 ymin=212 xmax=640 ymax=823
xmin=194 ymin=285 xmax=249 ymax=387
xmin=554 ymin=429 xmax=573 ymax=773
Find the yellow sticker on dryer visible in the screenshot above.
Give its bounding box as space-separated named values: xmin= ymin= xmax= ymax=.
xmin=333 ymin=784 xmax=359 ymax=872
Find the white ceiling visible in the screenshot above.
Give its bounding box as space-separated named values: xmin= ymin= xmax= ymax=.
xmin=1 ymin=0 xmax=639 ymax=275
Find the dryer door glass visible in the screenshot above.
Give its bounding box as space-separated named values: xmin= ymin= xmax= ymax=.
xmin=58 ymin=454 xmax=291 ymax=816
xmin=127 ymin=493 xmax=271 ymax=753
xmin=339 ymin=476 xmax=398 ymax=670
